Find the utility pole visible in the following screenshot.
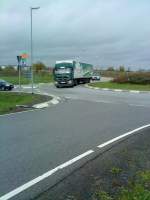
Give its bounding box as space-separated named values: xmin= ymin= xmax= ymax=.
xmin=30 ymin=7 xmax=40 ymax=94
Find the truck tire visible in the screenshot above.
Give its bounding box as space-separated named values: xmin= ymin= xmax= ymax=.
xmin=87 ymin=78 xmax=91 ymax=83
xmin=73 ymin=80 xmax=77 ymax=86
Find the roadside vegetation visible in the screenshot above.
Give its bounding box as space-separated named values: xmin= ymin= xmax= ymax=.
xmin=0 ymin=92 xmax=51 ymax=114
xmin=0 ymin=73 xmax=53 ymax=85
xmin=92 ymin=133 xmax=150 ymax=200
xmin=90 ymin=69 xmax=150 ymax=91
xmin=0 ymin=63 xmax=53 ymax=85
xmin=89 ymin=82 xmax=150 ymax=91
xmin=92 ymin=170 xmax=150 ymax=200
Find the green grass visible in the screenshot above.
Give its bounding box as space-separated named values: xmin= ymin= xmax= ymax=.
xmin=93 ymin=170 xmax=150 ymax=200
xmin=0 ymin=92 xmax=51 ymax=114
xmin=89 ymin=82 xmax=150 ymax=91
xmin=0 ymin=73 xmax=53 ymax=85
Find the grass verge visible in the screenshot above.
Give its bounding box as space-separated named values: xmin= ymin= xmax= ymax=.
xmin=0 ymin=92 xmax=52 ymax=115
xmin=0 ymin=73 xmax=53 ymax=85
xmin=89 ymin=82 xmax=150 ymax=91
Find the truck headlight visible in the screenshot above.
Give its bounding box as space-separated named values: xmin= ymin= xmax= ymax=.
xmin=68 ymin=80 xmax=72 ymax=84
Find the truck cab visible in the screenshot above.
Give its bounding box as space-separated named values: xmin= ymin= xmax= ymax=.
xmin=53 ymin=60 xmax=93 ymax=88
xmin=54 ymin=61 xmax=74 ymax=87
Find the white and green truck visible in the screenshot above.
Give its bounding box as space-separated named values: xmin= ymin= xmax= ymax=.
xmin=53 ymin=60 xmax=93 ymax=87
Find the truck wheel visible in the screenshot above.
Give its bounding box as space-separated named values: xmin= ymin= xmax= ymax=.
xmin=73 ymin=80 xmax=77 ymax=86
xmin=70 ymin=84 xmax=74 ymax=88
xmin=87 ymin=78 xmax=91 ymax=83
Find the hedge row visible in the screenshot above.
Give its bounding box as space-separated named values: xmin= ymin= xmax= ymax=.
xmin=113 ymin=73 xmax=150 ymax=84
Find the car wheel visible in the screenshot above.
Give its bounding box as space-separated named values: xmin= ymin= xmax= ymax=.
xmin=1 ymin=86 xmax=5 ymax=91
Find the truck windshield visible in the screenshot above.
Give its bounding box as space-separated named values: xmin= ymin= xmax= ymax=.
xmin=55 ymin=68 xmax=71 ymax=74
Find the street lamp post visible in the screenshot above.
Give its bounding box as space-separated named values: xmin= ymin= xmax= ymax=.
xmin=30 ymin=7 xmax=40 ymax=94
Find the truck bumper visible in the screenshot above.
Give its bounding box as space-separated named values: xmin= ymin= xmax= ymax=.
xmin=55 ymin=81 xmax=74 ymax=88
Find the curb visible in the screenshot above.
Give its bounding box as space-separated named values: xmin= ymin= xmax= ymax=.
xmin=32 ymin=94 xmax=61 ymax=109
xmin=14 ymin=84 xmax=61 ymax=109
xmin=14 ymin=83 xmax=54 ymax=89
xmin=15 ymin=85 xmax=39 ymax=89
xmin=85 ymin=84 xmax=150 ymax=94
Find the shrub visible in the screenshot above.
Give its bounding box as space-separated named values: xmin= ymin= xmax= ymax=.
xmin=113 ymin=72 xmax=150 ymax=85
xmin=113 ymin=75 xmax=128 ymax=83
xmin=33 ymin=62 xmax=46 ymax=73
xmin=0 ymin=66 xmax=17 ymax=76
xmin=119 ymin=66 xmax=125 ymax=72
xmin=107 ymin=67 xmax=115 ymax=71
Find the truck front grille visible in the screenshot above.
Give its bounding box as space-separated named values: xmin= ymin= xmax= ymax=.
xmin=56 ymin=76 xmax=70 ymax=82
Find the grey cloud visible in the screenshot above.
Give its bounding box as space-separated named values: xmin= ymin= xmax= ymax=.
xmin=0 ymin=0 xmax=150 ymax=69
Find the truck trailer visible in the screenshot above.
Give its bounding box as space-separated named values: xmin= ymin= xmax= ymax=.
xmin=53 ymin=60 xmax=93 ymax=87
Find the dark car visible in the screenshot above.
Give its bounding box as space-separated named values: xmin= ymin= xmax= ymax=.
xmin=0 ymin=80 xmax=14 ymax=91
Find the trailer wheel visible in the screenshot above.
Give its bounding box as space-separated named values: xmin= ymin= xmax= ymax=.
xmin=87 ymin=78 xmax=91 ymax=83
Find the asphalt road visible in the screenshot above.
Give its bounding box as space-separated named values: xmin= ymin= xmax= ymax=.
xmin=1 ymin=84 xmax=150 ymax=199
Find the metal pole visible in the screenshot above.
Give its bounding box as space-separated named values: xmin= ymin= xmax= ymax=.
xmin=31 ymin=8 xmax=33 ymax=94
xmin=19 ymin=63 xmax=21 ymax=92
xmin=30 ymin=7 xmax=40 ymax=94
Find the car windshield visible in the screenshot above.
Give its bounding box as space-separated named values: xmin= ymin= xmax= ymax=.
xmin=0 ymin=80 xmax=6 ymax=83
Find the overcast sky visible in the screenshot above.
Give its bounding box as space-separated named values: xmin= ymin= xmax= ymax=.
xmin=0 ymin=0 xmax=150 ymax=69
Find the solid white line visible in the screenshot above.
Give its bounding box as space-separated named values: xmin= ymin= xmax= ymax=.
xmin=96 ymin=100 xmax=113 ymax=104
xmin=129 ymin=90 xmax=140 ymax=93
xmin=97 ymin=124 xmax=150 ymax=148
xmin=1 ymin=124 xmax=150 ymax=199
xmin=0 ymin=150 xmax=94 ymax=200
xmin=129 ymin=104 xmax=148 ymax=108
xmin=102 ymin=88 xmax=109 ymax=91
xmin=113 ymin=89 xmax=123 ymax=92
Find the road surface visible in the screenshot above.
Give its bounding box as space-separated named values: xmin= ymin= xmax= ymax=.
xmin=0 ymin=84 xmax=150 ymax=199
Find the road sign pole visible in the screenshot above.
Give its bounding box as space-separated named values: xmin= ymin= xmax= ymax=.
xmin=17 ymin=56 xmax=22 ymax=93
xmin=19 ymin=64 xmax=21 ymax=92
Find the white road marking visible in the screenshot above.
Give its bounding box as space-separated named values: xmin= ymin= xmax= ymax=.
xmin=129 ymin=90 xmax=140 ymax=93
xmin=1 ymin=124 xmax=150 ymax=200
xmin=97 ymin=124 xmax=150 ymax=148
xmin=33 ymin=102 xmax=49 ymax=109
xmin=50 ymin=99 xmax=59 ymax=105
xmin=114 ymin=89 xmax=123 ymax=92
xmin=0 ymin=150 xmax=94 ymax=200
xmin=129 ymin=104 xmax=148 ymax=108
xmin=96 ymin=100 xmax=113 ymax=104
xmin=102 ymin=88 xmax=109 ymax=91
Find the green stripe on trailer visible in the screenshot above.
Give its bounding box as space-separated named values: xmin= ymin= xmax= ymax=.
xmin=74 ymin=61 xmax=93 ymax=79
